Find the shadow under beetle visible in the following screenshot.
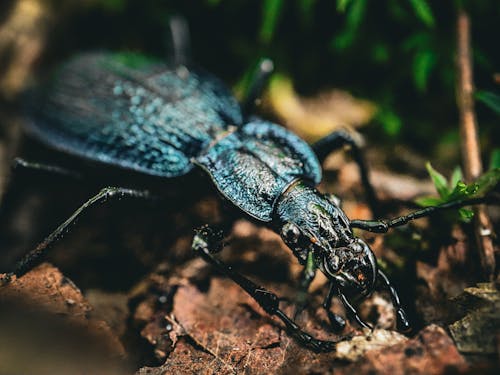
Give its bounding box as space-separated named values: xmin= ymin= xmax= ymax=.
xmin=1 ymin=18 xmax=493 ymax=352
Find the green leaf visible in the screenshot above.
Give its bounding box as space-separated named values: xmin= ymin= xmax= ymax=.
xmin=337 ymin=0 xmax=353 ymax=12
xmin=426 ymin=162 xmax=449 ymax=198
xmin=474 ymin=168 xmax=500 ymax=197
xmin=402 ymin=32 xmax=430 ymax=52
xmin=332 ymin=32 xmax=355 ymax=50
xmin=345 ymin=0 xmax=367 ymax=29
xmin=260 ymin=0 xmax=284 ymax=44
xmin=377 ymin=109 xmax=402 ymax=136
xmin=332 ymin=0 xmax=367 ymax=50
xmin=475 ymin=90 xmax=500 ymax=115
xmin=412 ymin=50 xmax=436 ymax=91
xmin=489 ymin=149 xmax=500 ymax=170
xmin=408 ymin=0 xmax=435 ymax=28
xmin=448 ymin=181 xmax=478 ymax=201
xmin=458 ymin=208 xmax=474 ymax=222
xmin=450 ymin=166 xmax=463 ymax=189
xmin=415 ymin=196 xmax=443 ymax=207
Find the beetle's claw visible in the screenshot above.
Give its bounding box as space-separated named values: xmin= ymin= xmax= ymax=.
xmin=295 ymin=331 xmax=353 ymax=352
xmin=193 ymin=225 xmax=224 ymax=254
xmin=296 ymin=332 xmax=336 ymax=352
xmin=396 ymin=308 xmax=411 ymax=333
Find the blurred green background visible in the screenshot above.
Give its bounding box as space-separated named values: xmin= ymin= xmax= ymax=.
xmin=1 ymin=0 xmax=499 ymax=171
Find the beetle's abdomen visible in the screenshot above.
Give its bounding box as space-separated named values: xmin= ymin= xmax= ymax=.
xmin=195 ymin=120 xmax=322 ymax=221
xmin=24 ymin=52 xmax=242 ymax=177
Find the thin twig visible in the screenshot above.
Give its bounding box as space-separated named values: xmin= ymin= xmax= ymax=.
xmin=456 ymin=10 xmax=496 ymax=279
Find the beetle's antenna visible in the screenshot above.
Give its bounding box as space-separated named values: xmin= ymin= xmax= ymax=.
xmin=350 ymin=195 xmax=500 ymax=233
xmin=167 ymin=15 xmax=191 ymax=66
xmin=377 ymin=269 xmax=411 ymax=332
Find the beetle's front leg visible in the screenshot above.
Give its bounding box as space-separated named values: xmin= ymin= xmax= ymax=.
xmin=293 ymin=251 xmax=316 ymax=319
xmin=322 ymin=283 xmax=347 ymax=332
xmin=192 ymin=225 xmax=343 ymax=352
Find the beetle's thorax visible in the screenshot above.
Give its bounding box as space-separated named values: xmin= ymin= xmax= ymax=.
xmin=274 ymin=181 xmax=353 ymax=264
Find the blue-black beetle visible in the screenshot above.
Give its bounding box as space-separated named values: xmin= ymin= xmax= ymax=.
xmin=1 ymin=19 xmax=490 ymax=352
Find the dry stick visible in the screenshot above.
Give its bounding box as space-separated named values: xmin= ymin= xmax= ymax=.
xmin=456 ymin=10 xmax=496 ymax=279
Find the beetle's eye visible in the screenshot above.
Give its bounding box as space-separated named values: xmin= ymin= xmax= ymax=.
xmin=324 ymin=254 xmax=340 ymax=275
xmin=281 ymin=222 xmax=301 ymax=244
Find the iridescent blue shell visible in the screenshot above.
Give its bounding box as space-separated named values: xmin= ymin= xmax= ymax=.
xmin=25 ymin=52 xmax=242 ymax=177
xmin=24 ymin=52 xmax=322 ymax=222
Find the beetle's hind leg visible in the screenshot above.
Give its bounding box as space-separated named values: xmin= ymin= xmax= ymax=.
xmin=193 ymin=225 xmax=345 ymax=352
xmin=312 ymin=130 xmax=379 ymax=216
xmin=1 ymin=187 xmax=155 ymax=283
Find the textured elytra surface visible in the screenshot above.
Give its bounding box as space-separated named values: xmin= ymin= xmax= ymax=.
xmin=195 ymin=121 xmax=321 ymax=221
xmin=24 ymin=52 xmax=242 ymax=177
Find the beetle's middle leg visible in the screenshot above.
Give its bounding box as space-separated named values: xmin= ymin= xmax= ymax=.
xmin=312 ymin=130 xmax=379 ymax=216
xmin=0 ymin=187 xmax=155 ymax=285
xmin=192 ymin=225 xmax=344 ymax=352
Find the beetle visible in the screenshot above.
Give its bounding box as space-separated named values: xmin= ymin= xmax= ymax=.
xmin=0 ymin=18 xmax=492 ymax=352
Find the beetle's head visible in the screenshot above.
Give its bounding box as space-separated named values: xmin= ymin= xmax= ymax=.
xmin=277 ymin=182 xmax=410 ymax=331
xmin=320 ymin=237 xmax=377 ymax=298
xmin=277 ymin=182 xmax=377 ymax=298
